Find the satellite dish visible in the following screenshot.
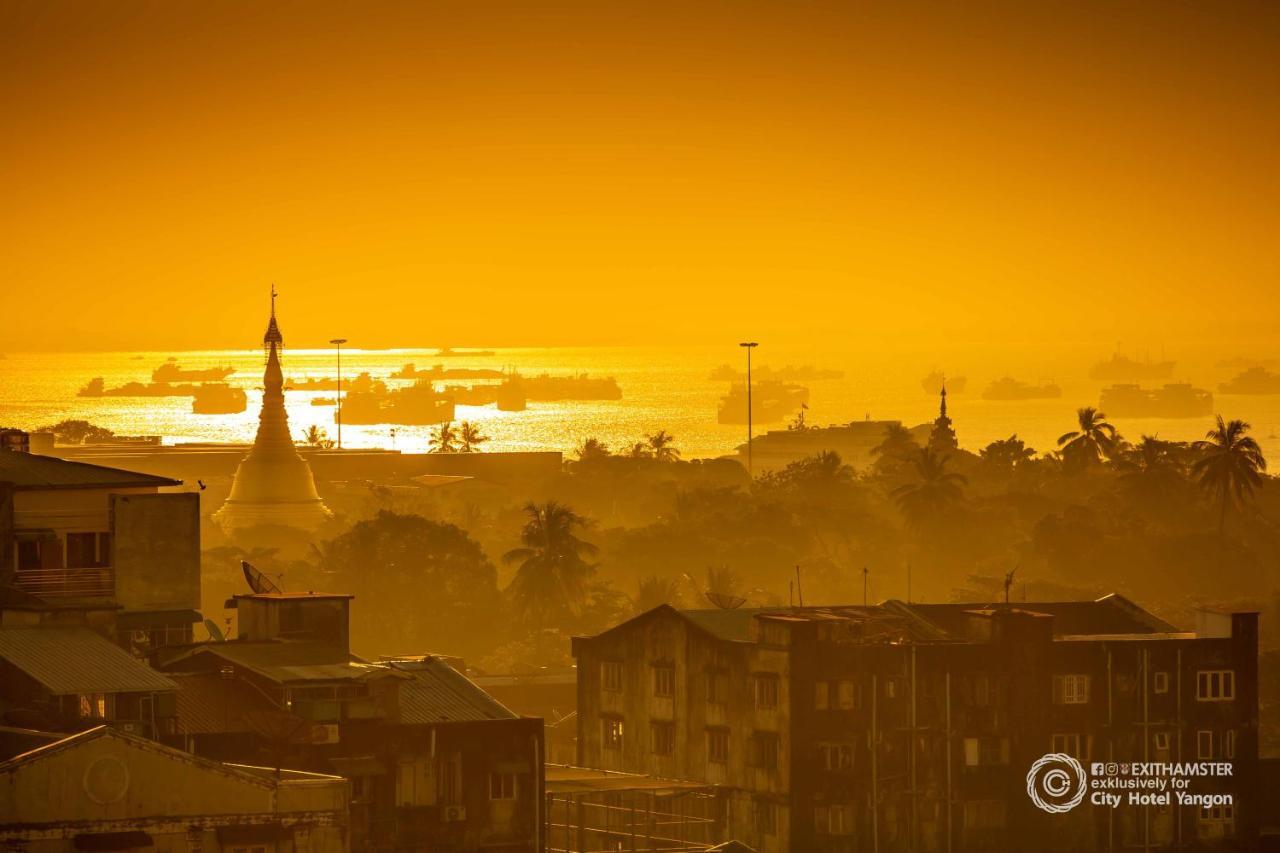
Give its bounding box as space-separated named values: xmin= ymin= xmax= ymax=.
xmin=705 ymin=591 xmax=747 ymax=610
xmin=242 ymin=560 xmax=282 ymax=594
xmin=203 ymin=619 xmax=226 ymax=642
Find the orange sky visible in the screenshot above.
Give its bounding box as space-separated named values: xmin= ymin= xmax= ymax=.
xmin=2 ymin=1 xmax=1278 ymax=351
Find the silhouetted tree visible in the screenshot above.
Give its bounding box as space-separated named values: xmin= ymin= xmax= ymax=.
xmin=891 ymin=447 xmax=968 ymax=532
xmin=1058 ymin=407 xmax=1118 ymax=468
xmin=1193 ymin=417 xmax=1267 ymax=537
xmin=301 ymin=425 xmax=335 ymax=449
xmin=575 ymin=437 xmax=611 ymax=462
xmin=626 ymin=441 xmax=652 ymax=459
xmin=36 ymin=419 xmax=114 ymax=445
xmin=646 ymin=430 xmax=681 ymax=462
xmin=458 ymin=421 xmax=489 ymax=453
xmin=1116 ymin=435 xmax=1187 ymax=505
xmin=503 ymin=502 xmax=599 ymax=627
xmin=428 ymin=421 xmax=459 ymax=453
xmin=979 ymin=434 xmax=1036 ymax=475
xmin=705 ymin=564 xmax=743 ymax=598
xmin=631 ymin=576 xmax=684 ymax=613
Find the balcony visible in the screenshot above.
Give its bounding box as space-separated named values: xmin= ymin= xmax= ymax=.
xmin=13 ymin=567 xmax=115 ymax=598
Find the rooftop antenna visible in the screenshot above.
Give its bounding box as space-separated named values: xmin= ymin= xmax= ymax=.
xmin=794 ymin=565 xmax=804 ymax=607
xmin=1003 ymin=566 xmax=1018 ymax=605
xmin=862 ymin=566 xmax=869 ymax=607
xmin=907 ymin=562 xmax=912 ymax=604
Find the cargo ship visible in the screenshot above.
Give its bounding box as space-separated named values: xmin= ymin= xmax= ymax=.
xmin=1088 ymin=352 xmax=1175 ymax=382
xmin=981 ymin=377 xmax=1062 ymax=401
xmin=717 ymin=381 xmax=810 ymax=424
xmin=1099 ymin=383 xmax=1213 ymax=418
xmin=191 ymin=383 xmax=247 ymax=414
xmin=391 ymin=363 xmax=505 ymax=380
xmin=152 ymin=358 xmax=235 ymax=382
xmin=338 ymin=379 xmax=456 ymax=425
xmin=1219 ymin=367 xmax=1280 ymax=396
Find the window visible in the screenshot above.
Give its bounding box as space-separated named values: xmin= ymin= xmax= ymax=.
xmin=836 ymin=679 xmax=860 ymax=710
xmin=1226 ymin=729 xmax=1236 ymax=759
xmin=964 ymin=737 xmax=1009 ymax=767
xmin=883 ymin=678 xmax=898 ymax=699
xmin=651 ymin=721 xmax=675 ymax=756
xmin=751 ymin=732 xmax=780 ymax=770
xmin=707 ymin=728 xmax=729 ymax=764
xmin=1200 ymin=803 xmax=1235 ymax=823
xmin=489 ymin=771 xmax=516 ymax=800
xmin=1197 ymin=730 xmax=1218 ymax=760
xmin=1052 ymin=733 xmax=1086 ymax=761
xmin=755 ymin=800 xmax=778 ymax=836
xmin=1197 ymin=670 xmax=1235 ymax=702
xmin=815 ymin=804 xmax=854 ymax=836
xmin=602 ymin=661 xmax=623 ymax=692
xmin=437 ymin=755 xmax=461 ymax=805
xmin=653 ymin=663 xmax=675 ymax=698
xmin=78 ymin=693 xmax=107 ymax=719
xmin=819 ymin=742 xmax=854 ymax=771
xmin=963 ymin=799 xmax=1007 ymax=829
xmin=1154 ymin=671 xmax=1169 ymax=694
xmin=602 ymin=716 xmax=624 ymax=751
xmin=1154 ymin=732 xmax=1171 ymax=752
xmin=706 ymin=670 xmax=726 ymax=704
xmin=1053 ymin=674 xmax=1090 ymax=705
xmin=65 ymin=532 xmax=110 ymax=568
xmin=754 ymin=674 xmax=780 ymax=709
xmin=17 ymin=540 xmax=42 ymax=570
xmin=814 ymin=681 xmax=829 ymax=710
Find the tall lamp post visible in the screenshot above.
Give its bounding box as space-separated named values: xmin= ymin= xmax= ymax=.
xmin=739 ymin=341 xmax=758 ymax=477
xmin=329 ymin=338 xmax=347 ymax=449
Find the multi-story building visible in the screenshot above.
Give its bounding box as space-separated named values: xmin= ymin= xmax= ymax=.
xmin=0 ymin=432 xmax=201 ymax=651
xmin=572 ymin=596 xmax=1258 ymax=853
xmin=158 ymin=589 xmax=545 ymax=853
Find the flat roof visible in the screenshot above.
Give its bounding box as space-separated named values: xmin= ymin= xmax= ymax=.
xmin=546 ymin=764 xmax=715 ymax=795
xmin=0 ymin=451 xmax=181 ymax=490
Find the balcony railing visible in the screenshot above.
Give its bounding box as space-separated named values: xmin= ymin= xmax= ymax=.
xmin=13 ymin=567 xmax=115 ymax=598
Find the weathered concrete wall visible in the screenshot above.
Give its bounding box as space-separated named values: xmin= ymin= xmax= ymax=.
xmin=111 ymin=493 xmax=201 ymax=612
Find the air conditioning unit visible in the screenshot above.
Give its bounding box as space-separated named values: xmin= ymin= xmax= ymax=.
xmin=442 ymin=805 xmax=467 ymax=822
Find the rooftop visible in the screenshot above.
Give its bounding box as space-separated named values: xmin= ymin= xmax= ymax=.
xmin=162 ymin=641 xmax=382 ymax=685
xmin=0 ymin=626 xmax=177 ymax=695
xmin=381 ymin=657 xmax=517 ymax=724
xmin=0 ymin=451 xmax=180 ymax=491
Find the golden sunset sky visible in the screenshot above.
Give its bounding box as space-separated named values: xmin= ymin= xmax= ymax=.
xmin=2 ymin=1 xmax=1278 ymax=351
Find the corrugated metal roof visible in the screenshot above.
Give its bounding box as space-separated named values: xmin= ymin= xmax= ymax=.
xmin=168 ymin=642 xmax=381 ymax=684
xmin=0 ymin=452 xmax=180 ymax=490
xmin=0 ymin=626 xmax=176 ymax=695
xmin=169 ymin=672 xmax=278 ymax=734
xmin=385 ymin=657 xmax=517 ymax=724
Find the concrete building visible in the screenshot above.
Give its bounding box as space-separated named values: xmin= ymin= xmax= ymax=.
xmin=0 ymin=437 xmax=201 ymax=653
xmin=571 ymin=596 xmax=1259 ymax=853
xmin=157 ymin=590 xmax=545 ymax=853
xmin=0 ymin=725 xmax=349 ymax=853
xmin=214 ymin=289 xmax=331 ymax=532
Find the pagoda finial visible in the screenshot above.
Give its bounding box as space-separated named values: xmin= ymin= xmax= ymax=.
xmin=940 ymin=380 xmax=948 ymax=418
xmin=263 ymin=284 xmax=284 ymax=348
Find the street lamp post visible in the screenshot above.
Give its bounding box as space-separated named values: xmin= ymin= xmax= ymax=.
xmin=329 ymin=338 xmax=347 ymax=449
xmin=739 ymin=341 xmax=758 ymax=477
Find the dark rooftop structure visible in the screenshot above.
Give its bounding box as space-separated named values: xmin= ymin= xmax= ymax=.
xmin=381 ymin=657 xmax=516 ymax=724
xmin=0 ymin=451 xmax=180 ymax=491
xmin=0 ymin=626 xmax=177 ymax=695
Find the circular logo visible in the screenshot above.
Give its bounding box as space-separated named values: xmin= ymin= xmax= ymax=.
xmin=1026 ymin=752 xmax=1087 ymax=813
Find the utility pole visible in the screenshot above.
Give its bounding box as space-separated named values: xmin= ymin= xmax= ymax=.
xmin=863 ymin=566 xmax=869 ymax=607
xmin=329 ymin=338 xmax=348 ymax=449
xmin=739 ymin=341 xmax=758 ymax=477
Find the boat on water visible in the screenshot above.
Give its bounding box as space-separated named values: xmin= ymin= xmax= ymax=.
xmin=981 ymin=377 xmax=1061 ymax=401
xmin=432 ymin=347 xmax=496 ymax=357
xmin=338 ymin=379 xmax=456 ymax=425
xmin=717 ymin=381 xmax=809 ymax=424
xmin=78 ymin=377 xmax=201 ymax=397
xmin=1219 ymin=367 xmax=1280 ymax=395
xmin=921 ymin=371 xmax=966 ymax=395
xmin=192 ymin=383 xmax=247 ymax=414
xmin=708 ymin=364 xmax=844 ymax=382
xmin=1099 ymin=383 xmax=1213 ymax=418
xmin=520 ymin=372 xmax=621 ymax=401
xmin=152 ymin=358 xmax=235 ymax=382
xmin=730 ymin=418 xmax=933 ymax=473
xmin=1088 ymin=353 xmax=1174 ymax=382
xmin=392 ymin=363 xmax=505 ymax=380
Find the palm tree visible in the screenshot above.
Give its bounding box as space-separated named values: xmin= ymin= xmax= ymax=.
xmin=646 ymin=430 xmax=681 ymax=462
xmin=626 ymin=441 xmax=652 ymax=459
xmin=631 ymin=576 xmax=684 ymax=614
xmin=978 ymin=434 xmax=1036 ymax=474
xmin=1117 ymin=435 xmax=1187 ymax=504
xmin=1192 ymin=416 xmax=1267 ymax=537
xmin=301 ymin=425 xmax=335 ymax=449
xmin=1057 ymin=407 xmax=1118 ymax=467
xmin=458 ymin=421 xmax=489 ymax=453
xmin=891 ymin=447 xmax=968 ymax=532
xmin=428 ymin=422 xmax=459 ymax=453
xmin=575 ymin=437 xmax=611 ymax=462
xmin=502 ymin=502 xmax=598 ymax=626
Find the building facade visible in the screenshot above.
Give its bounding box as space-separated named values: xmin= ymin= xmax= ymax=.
xmin=572 ymin=597 xmax=1259 ymax=853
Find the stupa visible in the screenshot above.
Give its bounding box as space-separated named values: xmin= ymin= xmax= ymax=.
xmin=214 ymin=288 xmax=332 ymax=531
xmin=928 ymin=383 xmax=959 ymax=453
